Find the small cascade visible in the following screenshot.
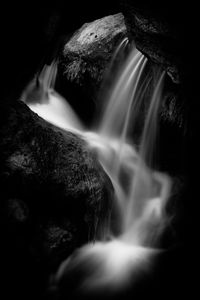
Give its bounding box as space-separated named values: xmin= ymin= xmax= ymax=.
xmin=22 ymin=39 xmax=171 ymax=294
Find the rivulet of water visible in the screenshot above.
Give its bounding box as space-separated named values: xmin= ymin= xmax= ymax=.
xmin=21 ymin=60 xmax=83 ymax=133
xmin=21 ymin=39 xmax=171 ymax=294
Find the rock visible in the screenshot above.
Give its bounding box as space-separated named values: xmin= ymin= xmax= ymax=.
xmin=57 ymin=11 xmax=185 ymax=128
xmin=120 ymin=2 xmax=184 ymax=84
xmin=59 ymin=8 xmax=181 ymax=85
xmin=0 ymin=99 xmax=113 ymax=268
xmin=58 ymin=13 xmax=127 ymax=101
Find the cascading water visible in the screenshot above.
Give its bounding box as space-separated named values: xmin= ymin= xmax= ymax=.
xmin=22 ymin=39 xmax=171 ymax=295
xmin=22 ymin=60 xmax=83 ymax=133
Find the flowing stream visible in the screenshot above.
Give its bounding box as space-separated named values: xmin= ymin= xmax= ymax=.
xmin=22 ymin=39 xmax=171 ymax=293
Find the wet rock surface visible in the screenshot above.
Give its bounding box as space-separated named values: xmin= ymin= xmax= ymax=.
xmin=57 ymin=10 xmax=186 ymax=128
xmin=60 ymin=13 xmax=127 ymax=88
xmin=0 ymin=99 xmax=113 ymax=297
xmin=56 ymin=13 xmax=127 ymax=124
xmin=121 ymin=7 xmax=181 ymax=83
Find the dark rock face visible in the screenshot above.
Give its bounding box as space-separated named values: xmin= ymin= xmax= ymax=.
xmin=121 ymin=6 xmax=181 ymax=83
xmin=59 ymin=8 xmax=181 ymax=83
xmin=120 ymin=0 xmax=192 ymax=83
xmin=58 ymin=13 xmax=127 ymax=111
xmin=0 ymin=99 xmax=113 ymax=296
xmin=57 ymin=11 xmax=185 ymax=128
xmin=61 ymin=13 xmax=126 ymax=85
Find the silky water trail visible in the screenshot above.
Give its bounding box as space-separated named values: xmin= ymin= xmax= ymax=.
xmin=22 ymin=39 xmax=171 ymax=293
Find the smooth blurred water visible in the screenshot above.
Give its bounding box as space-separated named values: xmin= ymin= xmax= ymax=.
xmin=22 ymin=39 xmax=171 ymax=293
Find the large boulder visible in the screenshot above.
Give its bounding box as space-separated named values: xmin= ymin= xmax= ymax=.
xmin=119 ymin=0 xmax=189 ymax=84
xmin=57 ymin=12 xmax=186 ymax=128
xmin=0 ymin=99 xmax=113 ymax=297
xmin=60 ymin=13 xmax=127 ymax=88
xmin=56 ymin=13 xmax=127 ymax=124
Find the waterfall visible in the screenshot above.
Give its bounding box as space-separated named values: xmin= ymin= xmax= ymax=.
xmin=21 ymin=39 xmax=171 ymax=294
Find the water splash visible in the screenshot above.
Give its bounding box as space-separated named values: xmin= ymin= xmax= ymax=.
xmin=22 ymin=61 xmax=83 ymax=133
xmin=22 ymin=39 xmax=171 ymax=295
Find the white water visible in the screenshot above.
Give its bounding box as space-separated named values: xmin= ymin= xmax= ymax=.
xmin=22 ymin=39 xmax=171 ymax=294
xmin=21 ymin=62 xmax=83 ymax=133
